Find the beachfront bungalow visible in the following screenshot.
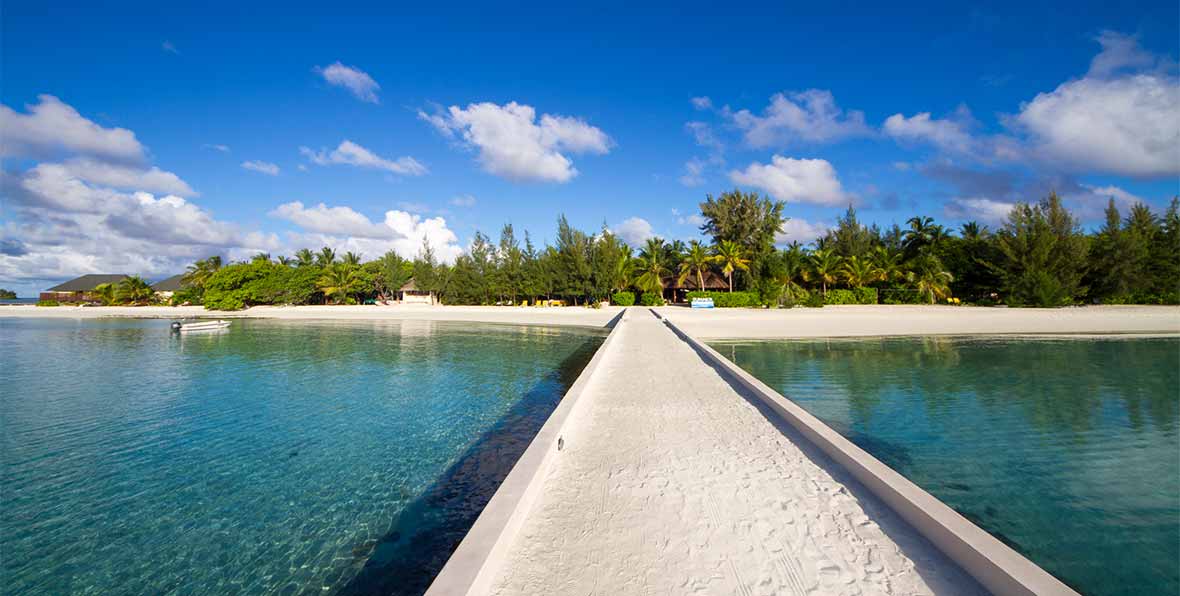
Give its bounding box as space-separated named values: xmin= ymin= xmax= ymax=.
xmin=660 ymin=270 xmax=728 ymax=303
xmin=398 ymin=278 xmax=435 ymax=305
xmin=151 ymin=274 xmax=185 ymax=300
xmin=39 ymin=274 xmax=128 ymax=303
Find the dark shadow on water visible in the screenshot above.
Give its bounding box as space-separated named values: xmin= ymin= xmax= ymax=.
xmin=652 ymin=310 xmax=989 ymax=595
xmin=334 ymin=338 xmax=602 ymax=596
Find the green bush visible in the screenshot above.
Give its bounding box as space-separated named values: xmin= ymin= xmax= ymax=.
xmin=639 ymin=292 xmax=663 ymax=306
xmin=852 ymin=287 xmax=878 ymax=304
xmin=802 ymin=293 xmax=825 ymax=307
xmin=36 ymin=299 xmax=60 ymax=307
xmin=880 ymin=288 xmax=924 ymax=304
xmin=685 ymin=291 xmax=758 ymax=307
xmin=824 ymin=289 xmax=857 ymax=305
xmin=202 ymin=294 xmax=245 ymax=311
xmin=612 ymin=291 xmax=635 ymax=306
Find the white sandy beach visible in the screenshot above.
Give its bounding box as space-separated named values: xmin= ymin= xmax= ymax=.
xmin=483 ymin=309 xmax=984 ymax=595
xmin=4 ymin=303 xmax=1177 ymax=338
xmin=656 ymin=304 xmax=1180 ymax=338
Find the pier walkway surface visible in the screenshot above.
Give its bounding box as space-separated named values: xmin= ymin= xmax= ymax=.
xmin=476 ymin=309 xmax=985 ymax=595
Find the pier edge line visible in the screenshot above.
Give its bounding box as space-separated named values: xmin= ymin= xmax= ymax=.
xmin=653 ymin=308 xmax=1079 ymax=596
xmin=425 ymin=309 xmax=630 ymax=595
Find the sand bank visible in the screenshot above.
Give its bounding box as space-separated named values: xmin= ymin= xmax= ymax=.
xmin=472 ymin=310 xmax=985 ymax=595
xmin=656 ymin=304 xmax=1180 ymax=338
xmin=4 ymin=303 xmax=1176 ymax=338
xmin=0 ymin=304 xmax=623 ymax=328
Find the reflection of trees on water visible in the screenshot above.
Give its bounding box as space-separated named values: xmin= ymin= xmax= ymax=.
xmin=723 ymin=337 xmax=1179 ymax=439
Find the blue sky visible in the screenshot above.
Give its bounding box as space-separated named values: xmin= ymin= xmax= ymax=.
xmin=1 ymin=1 xmax=1177 ymax=295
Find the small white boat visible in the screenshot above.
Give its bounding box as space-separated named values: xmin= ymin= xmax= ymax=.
xmin=171 ymin=320 xmax=231 ymax=333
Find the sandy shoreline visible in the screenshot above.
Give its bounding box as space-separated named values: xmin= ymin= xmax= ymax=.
xmin=656 ymin=304 xmax=1180 ymax=338
xmin=3 ymin=303 xmax=1177 ymax=338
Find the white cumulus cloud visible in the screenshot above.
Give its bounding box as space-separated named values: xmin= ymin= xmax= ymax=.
xmin=729 ymin=156 xmax=851 ymax=206
xmin=612 ymin=217 xmax=656 ymax=246
xmin=241 ymin=160 xmax=280 ymax=176
xmin=272 ymin=201 xmax=463 ymax=263
xmin=55 ymin=157 xmax=196 ymax=197
xmin=944 ymin=197 xmax=1017 ymax=225
xmin=315 ymin=62 xmax=380 ymax=104
xmin=775 ymin=218 xmax=830 ymax=244
xmin=1015 ymin=40 xmax=1179 ymax=177
xmin=0 ymin=94 xmax=145 ymax=162
xmin=726 ymin=89 xmax=871 ymax=146
xmin=419 ymin=101 xmax=611 ymax=182
xmin=884 ymin=108 xmax=976 ymax=154
xmin=299 ymin=140 xmax=426 ymax=176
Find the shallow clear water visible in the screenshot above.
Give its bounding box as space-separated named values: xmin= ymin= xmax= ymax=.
xmin=714 ymin=335 xmax=1180 ymax=596
xmin=0 ymin=318 xmax=604 ymax=595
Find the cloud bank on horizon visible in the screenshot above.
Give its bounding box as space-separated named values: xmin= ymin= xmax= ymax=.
xmin=0 ymin=12 xmax=1176 ymax=295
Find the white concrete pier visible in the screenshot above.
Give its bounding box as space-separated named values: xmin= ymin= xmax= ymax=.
xmin=427 ymin=308 xmax=1078 ymax=596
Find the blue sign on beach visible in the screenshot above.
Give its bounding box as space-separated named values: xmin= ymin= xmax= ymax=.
xmin=691 ymin=297 xmax=714 ymax=309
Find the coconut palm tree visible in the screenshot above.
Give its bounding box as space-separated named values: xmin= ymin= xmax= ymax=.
xmin=341 ymin=251 xmax=362 ymax=266
xmin=92 ymin=282 xmax=117 ymax=306
xmin=778 ymin=245 xmax=808 ymax=303
xmin=294 ymin=248 xmax=316 ymax=268
xmin=116 ymin=276 xmax=156 ymax=304
xmin=633 ymin=240 xmax=668 ymax=295
xmin=903 ymin=216 xmax=945 ymax=256
xmin=276 ymin=255 xmax=294 ymax=267
xmin=869 ymin=246 xmax=905 ymax=284
xmin=841 ymin=256 xmax=876 ymax=288
xmin=713 ymin=240 xmax=749 ymax=292
xmin=183 ymin=255 xmax=222 ymax=288
xmin=251 ymin=252 xmax=271 ymax=264
xmin=315 ymin=246 xmax=337 ymax=267
xmin=806 ymin=249 xmax=842 ymax=297
xmin=677 ymin=240 xmax=713 ymax=291
xmin=960 ymin=221 xmax=987 ymax=241
xmin=610 ymin=253 xmax=633 ymax=293
xmin=316 ymin=264 xmax=363 ymax=304
xmin=906 ymin=254 xmax=955 ymax=304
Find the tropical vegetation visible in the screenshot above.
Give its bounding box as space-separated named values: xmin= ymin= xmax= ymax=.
xmin=130 ymin=189 xmax=1179 ymax=310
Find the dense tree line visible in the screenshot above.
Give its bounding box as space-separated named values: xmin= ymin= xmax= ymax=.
xmin=173 ymin=189 xmax=1178 ymax=310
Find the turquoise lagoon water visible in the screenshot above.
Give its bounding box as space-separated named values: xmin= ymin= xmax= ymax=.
xmin=715 ymin=336 xmax=1180 ymax=596
xmin=0 ymin=318 xmax=604 ymax=595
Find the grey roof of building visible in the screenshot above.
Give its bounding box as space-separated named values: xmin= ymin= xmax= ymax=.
xmin=45 ymin=274 xmax=129 ymax=292
xmin=151 ymin=274 xmax=186 ymax=292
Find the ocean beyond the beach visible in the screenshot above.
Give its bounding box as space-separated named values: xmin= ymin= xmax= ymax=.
xmin=0 ymin=318 xmax=604 ymax=595
xmin=715 ymin=335 xmax=1180 ymax=596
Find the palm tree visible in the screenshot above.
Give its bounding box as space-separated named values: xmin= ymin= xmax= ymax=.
xmin=806 ymin=249 xmax=842 ymax=296
xmin=610 ymin=253 xmax=633 ymax=293
xmin=341 ymin=251 xmax=362 ymax=266
xmin=183 ymin=255 xmax=222 ymax=288
xmin=276 ymin=255 xmax=294 ymax=267
xmin=633 ymin=240 xmax=668 ymax=295
xmin=316 ymin=264 xmax=363 ymax=304
xmin=840 ymin=256 xmax=876 ymax=288
xmin=906 ymin=254 xmax=955 ymax=304
xmin=251 ymin=252 xmax=271 ymax=264
xmin=315 ymin=246 xmax=337 ymax=267
xmin=778 ymin=245 xmax=808 ymax=303
xmin=713 ymin=240 xmax=750 ymax=292
xmin=869 ymin=246 xmax=905 ymax=284
xmin=116 ymin=276 xmax=156 ymax=304
xmin=294 ymin=248 xmax=316 ymax=268
xmin=903 ymin=216 xmax=944 ymax=255
xmin=960 ymin=221 xmax=987 ymax=241
xmin=92 ymin=282 xmax=117 ymax=306
xmin=677 ymin=241 xmax=713 ymax=291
